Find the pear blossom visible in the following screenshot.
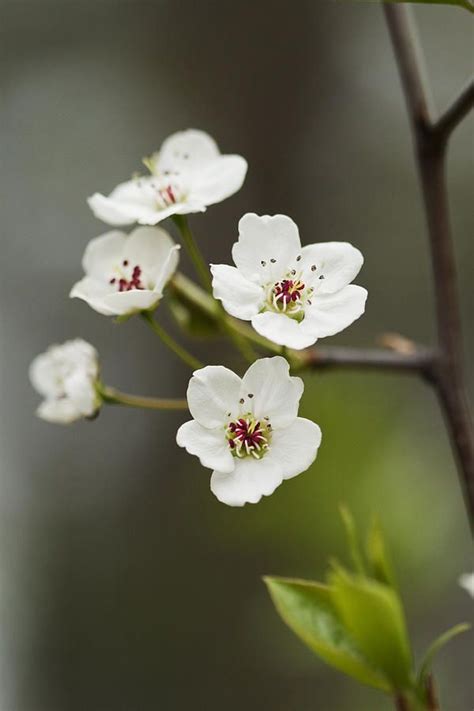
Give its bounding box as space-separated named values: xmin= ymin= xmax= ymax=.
xmin=70 ymin=226 xmax=179 ymax=316
xmin=211 ymin=213 xmax=368 ymax=350
xmin=459 ymin=572 xmax=474 ymax=598
xmin=29 ymin=339 xmax=100 ymax=424
xmin=88 ymin=129 xmax=248 ymax=226
xmin=176 ymin=356 xmax=322 ymax=506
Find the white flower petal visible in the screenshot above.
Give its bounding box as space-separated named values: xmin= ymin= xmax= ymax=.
xmin=240 ymin=356 xmax=304 ymax=428
xmin=186 ymin=365 xmax=242 ymax=428
xmin=88 ymin=192 xmax=137 ymax=226
xmin=176 ymin=420 xmax=234 ymax=474
xmin=300 ymin=242 xmax=364 ymax=293
xmin=210 ymin=455 xmax=283 ymax=507
xmin=82 ymin=230 xmax=127 ymax=278
xmin=29 ymin=352 xmax=62 ymax=399
xmin=305 ymin=285 xmax=368 ymax=338
xmin=211 ymin=264 xmax=263 ymax=320
xmin=190 ymin=155 xmax=248 ymax=206
xmin=70 ymin=277 xmax=118 ymax=316
xmin=251 ymin=312 xmax=319 ymax=350
xmin=232 ymin=213 xmax=301 ymax=282
xmin=267 ymin=418 xmax=321 ymax=480
xmin=123 ymin=226 xmax=178 ymax=272
xmin=155 ymin=129 xmax=220 ymax=173
xmin=459 ymin=572 xmax=474 ymax=598
xmin=154 ymin=244 xmax=180 ymax=293
xmin=63 ymin=370 xmax=97 ymax=417
xmin=37 ymin=399 xmax=82 ymax=425
xmin=88 ymin=179 xmax=159 ymax=226
xmin=99 ymin=289 xmax=161 ymax=316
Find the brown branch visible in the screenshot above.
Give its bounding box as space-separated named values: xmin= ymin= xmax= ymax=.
xmin=426 ymin=675 xmax=441 ymax=711
xmin=301 ymin=345 xmax=437 ymax=379
xmin=394 ymin=694 xmax=410 ymax=711
xmin=434 ymin=79 xmax=474 ymax=143
xmin=384 ymin=3 xmax=474 ymax=525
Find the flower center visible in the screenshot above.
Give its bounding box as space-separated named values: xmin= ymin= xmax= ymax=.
xmin=226 ymin=414 xmax=272 ymax=459
xmin=109 ymin=260 xmax=145 ymax=292
xmin=266 ymin=273 xmax=313 ymax=320
xmin=151 ymin=177 xmax=185 ymax=210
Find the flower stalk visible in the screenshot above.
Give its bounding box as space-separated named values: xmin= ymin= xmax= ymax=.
xmin=141 ymin=310 xmax=203 ymax=370
xmin=99 ymin=385 xmax=187 ymax=411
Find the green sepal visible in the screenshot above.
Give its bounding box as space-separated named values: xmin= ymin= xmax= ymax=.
xmin=264 ymin=576 xmax=392 ymax=692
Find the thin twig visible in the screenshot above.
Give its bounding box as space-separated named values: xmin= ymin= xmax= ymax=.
xmin=301 ymin=345 xmax=437 ymax=378
xmin=434 ymin=79 xmax=474 ymax=143
xmin=384 ymin=4 xmax=474 ymax=525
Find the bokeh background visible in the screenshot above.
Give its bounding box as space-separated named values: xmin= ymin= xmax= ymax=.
xmin=1 ymin=1 xmax=473 ymax=709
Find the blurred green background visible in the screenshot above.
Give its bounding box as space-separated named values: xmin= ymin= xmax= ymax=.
xmin=1 ymin=1 xmax=473 ymax=709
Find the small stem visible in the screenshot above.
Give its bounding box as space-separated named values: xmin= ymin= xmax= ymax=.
xmin=173 ymin=215 xmax=212 ymax=291
xmin=100 ymin=385 xmax=187 ymax=411
xmin=394 ymin=694 xmax=410 ymax=711
xmin=434 ymin=79 xmax=474 ymax=143
xmin=141 ymin=310 xmax=203 ymax=370
xmin=426 ymin=675 xmax=440 ymax=711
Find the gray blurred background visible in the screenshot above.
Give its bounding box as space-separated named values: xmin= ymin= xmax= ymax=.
xmin=1 ymin=1 xmax=473 ymax=709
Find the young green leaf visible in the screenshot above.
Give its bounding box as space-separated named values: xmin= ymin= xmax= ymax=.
xmin=365 ymin=517 xmax=397 ymax=589
xmin=339 ymin=505 xmax=367 ymax=576
xmin=329 ymin=569 xmax=414 ymax=690
xmin=418 ymin=623 xmax=471 ymax=684
xmin=264 ymin=576 xmax=391 ymax=692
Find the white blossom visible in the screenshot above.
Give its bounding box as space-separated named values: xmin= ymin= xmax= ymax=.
xmin=88 ymin=129 xmax=247 ymax=226
xmin=70 ymin=226 xmax=179 ymax=316
xmin=29 ymin=339 xmax=100 ymax=424
xmin=211 ymin=213 xmax=367 ymax=350
xmin=176 ymin=356 xmax=321 ymax=506
xmin=459 ymin=572 xmax=474 ymax=598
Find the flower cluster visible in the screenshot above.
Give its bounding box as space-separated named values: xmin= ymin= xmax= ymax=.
xmin=30 ymin=128 xmax=368 ymax=505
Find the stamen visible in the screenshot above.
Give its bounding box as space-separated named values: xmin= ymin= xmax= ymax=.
xmin=226 ymin=414 xmax=272 ymax=460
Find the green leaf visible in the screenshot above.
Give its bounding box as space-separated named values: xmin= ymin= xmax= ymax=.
xmin=418 ymin=623 xmax=471 ymax=684
xmin=339 ymin=505 xmax=366 ymax=576
xmin=365 ymin=517 xmax=397 ymax=589
xmin=351 ymin=0 xmax=473 ymax=14
xmin=167 ymin=294 xmax=219 ymax=338
xmin=329 ymin=569 xmax=413 ymax=690
xmin=264 ymin=576 xmax=391 ymax=692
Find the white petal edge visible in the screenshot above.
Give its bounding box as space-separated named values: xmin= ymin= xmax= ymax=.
xmin=240 ymin=356 xmax=304 ymax=428
xmin=211 ymin=264 xmax=263 ymax=320
xmin=37 ymin=399 xmax=82 ymax=425
xmin=210 ymin=454 xmax=283 ymax=507
xmin=176 ymin=420 xmax=235 ymax=474
xmin=186 ymin=365 xmax=242 ymax=428
xmin=232 ymin=213 xmax=301 ymax=282
xmin=300 ymin=242 xmax=364 ymax=293
xmin=191 ymin=155 xmax=248 ymax=206
xmin=304 ymin=285 xmax=368 ymax=338
xmin=267 ymin=418 xmax=322 ymax=480
xmin=251 ymin=312 xmax=320 ymax=350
